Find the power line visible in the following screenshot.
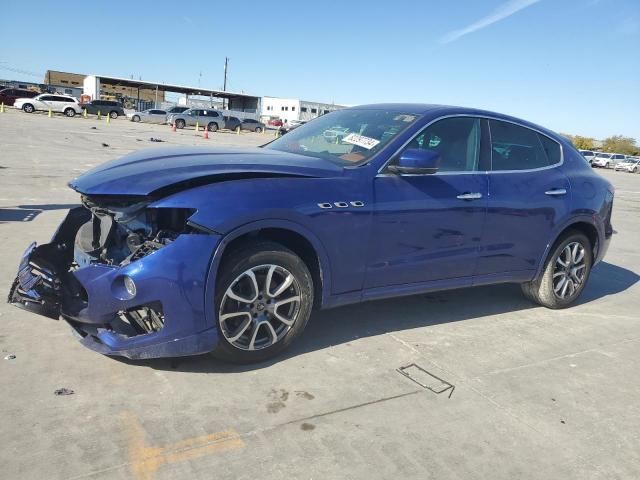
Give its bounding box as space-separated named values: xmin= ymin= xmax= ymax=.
xmin=0 ymin=63 xmax=43 ymax=79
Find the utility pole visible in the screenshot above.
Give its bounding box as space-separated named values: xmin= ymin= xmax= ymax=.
xmin=223 ymin=57 xmax=228 ymax=109
xmin=223 ymin=57 xmax=228 ymax=92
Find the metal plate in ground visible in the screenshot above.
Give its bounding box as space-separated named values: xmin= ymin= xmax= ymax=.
xmin=397 ymin=364 xmax=455 ymax=398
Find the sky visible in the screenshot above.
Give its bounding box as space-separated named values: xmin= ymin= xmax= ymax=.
xmin=1 ymin=0 xmax=639 ymax=140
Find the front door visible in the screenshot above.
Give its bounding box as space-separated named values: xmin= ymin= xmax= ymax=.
xmin=365 ymin=116 xmax=488 ymax=289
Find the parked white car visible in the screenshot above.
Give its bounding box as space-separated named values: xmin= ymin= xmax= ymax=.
xmin=614 ymin=157 xmax=640 ymax=173
xmin=592 ymin=152 xmax=626 ymax=168
xmin=578 ymin=150 xmax=597 ymax=165
xmin=14 ymin=93 xmax=83 ymax=117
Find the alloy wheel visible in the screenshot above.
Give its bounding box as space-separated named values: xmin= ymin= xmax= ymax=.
xmin=219 ymin=264 xmax=301 ymax=351
xmin=553 ymin=242 xmax=587 ymax=299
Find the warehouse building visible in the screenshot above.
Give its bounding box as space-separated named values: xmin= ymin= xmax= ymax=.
xmin=44 ymin=70 xmax=163 ymax=104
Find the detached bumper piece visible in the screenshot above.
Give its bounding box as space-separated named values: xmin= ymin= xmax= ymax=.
xmin=9 ymin=243 xmax=63 ymax=320
xmin=8 ymin=206 xmax=221 ymax=359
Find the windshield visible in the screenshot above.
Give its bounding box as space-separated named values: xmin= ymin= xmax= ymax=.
xmin=264 ymin=108 xmax=420 ymax=165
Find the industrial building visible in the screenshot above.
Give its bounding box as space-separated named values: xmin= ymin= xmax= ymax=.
xmin=45 ymin=70 xmax=164 ymax=105
xmin=23 ymin=70 xmax=345 ymax=122
xmin=261 ymin=97 xmax=345 ymax=123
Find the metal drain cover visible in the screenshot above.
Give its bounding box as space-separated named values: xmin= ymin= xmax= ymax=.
xmin=398 ymin=364 xmax=455 ymax=398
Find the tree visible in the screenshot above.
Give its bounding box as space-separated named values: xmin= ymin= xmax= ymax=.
xmin=601 ymin=135 xmax=639 ymax=156
xmin=561 ymin=133 xmax=596 ymax=150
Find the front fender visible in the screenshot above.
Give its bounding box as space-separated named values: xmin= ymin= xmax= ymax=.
xmin=151 ymin=175 xmax=373 ymax=298
xmin=202 ymin=218 xmax=334 ymax=330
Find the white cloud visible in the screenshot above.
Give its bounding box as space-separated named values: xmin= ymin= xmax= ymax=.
xmin=440 ymin=0 xmax=542 ymax=44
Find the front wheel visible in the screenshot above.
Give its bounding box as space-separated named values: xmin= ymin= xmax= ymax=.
xmin=64 ymin=108 xmax=76 ymax=117
xmin=521 ymin=231 xmax=592 ymax=309
xmin=175 ymin=119 xmax=185 ymax=129
xmin=214 ymin=241 xmax=314 ymax=363
xmin=132 ymin=115 xmax=140 ymax=122
xmin=23 ymin=103 xmax=34 ymax=113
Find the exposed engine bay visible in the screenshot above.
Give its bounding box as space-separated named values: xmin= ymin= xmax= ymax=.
xmin=75 ymin=196 xmax=196 ymax=268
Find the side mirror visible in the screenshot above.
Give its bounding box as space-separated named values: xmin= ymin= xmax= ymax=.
xmin=388 ymin=148 xmax=441 ymax=175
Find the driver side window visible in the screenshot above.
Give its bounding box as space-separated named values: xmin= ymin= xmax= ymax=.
xmin=406 ymin=117 xmax=481 ymax=172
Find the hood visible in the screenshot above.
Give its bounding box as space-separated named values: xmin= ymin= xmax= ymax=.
xmin=69 ymin=146 xmax=343 ymax=197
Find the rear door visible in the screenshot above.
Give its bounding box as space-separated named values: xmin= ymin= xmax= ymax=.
xmin=476 ymin=119 xmax=569 ymax=276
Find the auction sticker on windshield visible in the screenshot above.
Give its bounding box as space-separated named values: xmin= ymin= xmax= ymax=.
xmin=342 ymin=133 xmax=380 ymax=150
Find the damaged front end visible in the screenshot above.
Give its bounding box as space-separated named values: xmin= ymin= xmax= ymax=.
xmin=8 ymin=197 xmax=221 ymax=359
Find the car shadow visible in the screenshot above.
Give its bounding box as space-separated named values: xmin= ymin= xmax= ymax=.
xmin=0 ymin=204 xmax=79 ymax=223
xmin=112 ymin=261 xmax=639 ymax=373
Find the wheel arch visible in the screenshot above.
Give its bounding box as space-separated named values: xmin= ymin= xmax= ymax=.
xmin=534 ymin=217 xmax=601 ymax=279
xmin=204 ymin=219 xmax=332 ymax=329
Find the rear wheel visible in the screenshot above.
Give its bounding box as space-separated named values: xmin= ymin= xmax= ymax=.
xmin=175 ymin=119 xmax=185 ymax=129
xmin=521 ymin=231 xmax=592 ymax=309
xmin=208 ymin=122 xmax=218 ymax=132
xmin=109 ymin=111 xmax=118 ymax=119
xmin=255 ymin=126 xmax=262 ymax=133
xmin=23 ymin=103 xmax=34 ymax=113
xmin=64 ymin=108 xmax=75 ymax=117
xmin=214 ymin=241 xmax=314 ymax=363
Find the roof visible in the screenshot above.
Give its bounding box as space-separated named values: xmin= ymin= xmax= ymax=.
xmin=88 ymin=74 xmax=259 ymax=100
xmin=351 ymin=103 xmax=561 ymax=140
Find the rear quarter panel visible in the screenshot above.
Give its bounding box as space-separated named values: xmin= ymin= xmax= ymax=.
xmin=552 ymin=143 xmax=613 ymax=266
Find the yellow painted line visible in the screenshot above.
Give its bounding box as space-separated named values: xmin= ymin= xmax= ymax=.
xmin=121 ymin=411 xmax=245 ymax=480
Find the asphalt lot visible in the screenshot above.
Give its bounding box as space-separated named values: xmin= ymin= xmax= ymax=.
xmin=1 ymin=109 xmax=639 ymax=480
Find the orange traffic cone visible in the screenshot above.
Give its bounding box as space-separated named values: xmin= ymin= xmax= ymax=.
xmin=203 ymin=127 xmax=209 ymax=139
xmin=171 ymin=122 xmax=176 ymax=132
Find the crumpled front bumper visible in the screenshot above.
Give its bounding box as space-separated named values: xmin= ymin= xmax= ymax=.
xmin=8 ymin=207 xmax=222 ymax=359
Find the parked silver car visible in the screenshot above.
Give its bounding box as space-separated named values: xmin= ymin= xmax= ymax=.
xmin=130 ymin=109 xmax=168 ymax=124
xmin=167 ymin=108 xmax=225 ymax=131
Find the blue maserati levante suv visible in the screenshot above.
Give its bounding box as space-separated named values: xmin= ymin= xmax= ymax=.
xmin=9 ymin=104 xmax=614 ymax=363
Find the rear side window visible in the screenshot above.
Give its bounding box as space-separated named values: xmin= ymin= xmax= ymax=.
xmin=405 ymin=117 xmax=481 ymax=172
xmin=537 ymin=134 xmax=561 ymax=165
xmin=489 ymin=120 xmax=550 ymax=171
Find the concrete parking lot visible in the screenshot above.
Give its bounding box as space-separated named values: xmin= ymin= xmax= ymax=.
xmin=1 ymin=109 xmax=639 ymax=480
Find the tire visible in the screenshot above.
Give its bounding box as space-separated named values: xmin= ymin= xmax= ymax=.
xmin=521 ymin=230 xmax=592 ymax=309
xmin=208 ymin=122 xmax=218 ymax=132
xmin=132 ymin=115 xmax=141 ymax=122
xmin=64 ymin=108 xmax=75 ymax=118
xmin=109 ymin=111 xmax=118 ymax=119
xmin=255 ymin=127 xmax=262 ymax=133
xmin=23 ymin=103 xmax=34 ymax=113
xmin=213 ymin=241 xmax=314 ymax=363
xmin=175 ymin=119 xmax=185 ymax=129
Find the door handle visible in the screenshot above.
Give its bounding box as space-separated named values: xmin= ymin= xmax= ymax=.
xmin=545 ymin=188 xmax=567 ymax=196
xmin=456 ymin=192 xmax=483 ymax=200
